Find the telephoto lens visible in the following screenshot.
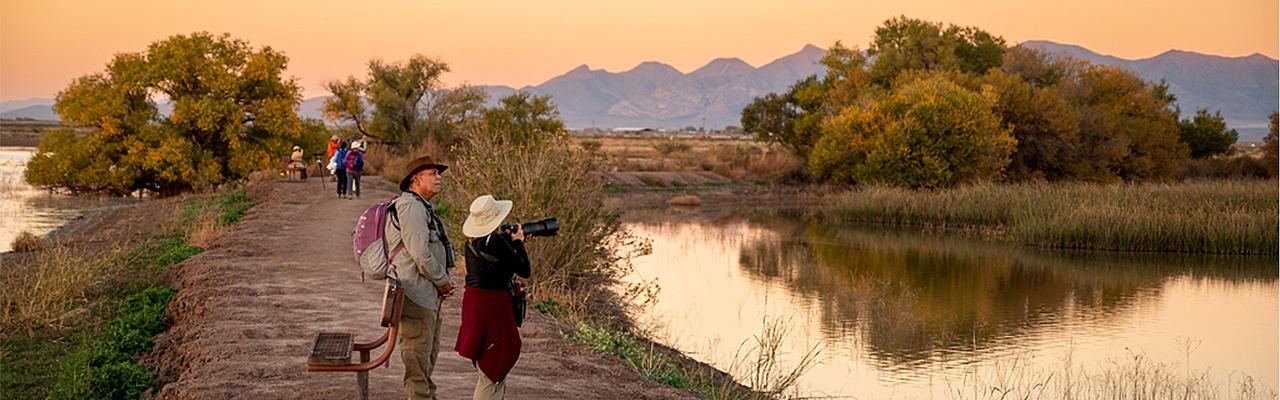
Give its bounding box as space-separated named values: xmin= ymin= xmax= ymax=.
xmin=500 ymin=217 xmax=559 ymax=237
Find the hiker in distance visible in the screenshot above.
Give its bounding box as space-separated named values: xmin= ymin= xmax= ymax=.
xmin=344 ymin=140 xmax=366 ymax=199
xmin=455 ymin=195 xmax=532 ymax=400
xmin=331 ymin=140 xmax=351 ymax=198
xmin=386 ymin=156 xmax=457 ymax=400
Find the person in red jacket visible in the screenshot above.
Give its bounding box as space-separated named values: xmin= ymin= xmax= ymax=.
xmin=456 ymin=195 xmax=530 ymax=400
xmin=326 ymin=134 xmax=340 ymax=160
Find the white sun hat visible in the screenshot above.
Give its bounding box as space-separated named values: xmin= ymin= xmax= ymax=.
xmin=463 ymin=195 xmax=513 ymax=238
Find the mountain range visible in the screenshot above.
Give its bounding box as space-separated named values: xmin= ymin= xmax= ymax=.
xmin=3 ymin=41 xmax=1276 ymax=140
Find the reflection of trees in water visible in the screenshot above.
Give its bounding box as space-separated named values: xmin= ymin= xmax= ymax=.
xmin=735 ymin=216 xmax=1276 ymax=366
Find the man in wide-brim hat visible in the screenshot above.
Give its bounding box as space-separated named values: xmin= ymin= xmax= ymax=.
xmin=384 ymin=155 xmax=456 ymax=399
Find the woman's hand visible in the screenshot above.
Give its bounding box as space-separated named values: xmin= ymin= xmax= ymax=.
xmin=510 ymin=224 xmax=525 ymax=241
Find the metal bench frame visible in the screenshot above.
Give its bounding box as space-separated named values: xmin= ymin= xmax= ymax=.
xmin=307 ymin=283 xmax=404 ymax=400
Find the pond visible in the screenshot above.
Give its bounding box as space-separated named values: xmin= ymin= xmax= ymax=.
xmin=620 ymin=210 xmax=1278 ymax=398
xmin=0 ymin=147 xmax=131 ymax=253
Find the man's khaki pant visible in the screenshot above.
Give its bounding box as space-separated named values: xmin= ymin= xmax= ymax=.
xmin=473 ymin=368 xmax=506 ymax=400
xmin=400 ymin=299 xmax=441 ymax=400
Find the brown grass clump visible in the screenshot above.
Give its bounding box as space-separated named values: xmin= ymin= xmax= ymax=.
xmin=0 ymin=246 xmax=109 ymax=335
xmin=667 ymin=195 xmax=702 ymax=207
xmin=10 ymin=231 xmax=47 ymax=253
xmin=184 ymin=205 xmax=222 ymax=249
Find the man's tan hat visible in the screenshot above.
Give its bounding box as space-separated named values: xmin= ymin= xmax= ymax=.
xmin=399 ymin=156 xmax=449 ymax=192
xmin=463 ymin=195 xmax=513 ymax=238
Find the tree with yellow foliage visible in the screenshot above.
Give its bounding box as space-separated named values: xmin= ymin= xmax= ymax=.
xmin=25 ymin=32 xmax=306 ymax=196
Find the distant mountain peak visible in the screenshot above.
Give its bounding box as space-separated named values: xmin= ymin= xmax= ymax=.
xmin=692 ymin=57 xmax=754 ymax=77
xmin=800 ymin=44 xmax=825 ymax=53
xmin=626 ymin=61 xmax=681 ymax=75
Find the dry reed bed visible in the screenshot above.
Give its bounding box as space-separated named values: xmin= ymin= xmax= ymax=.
xmin=832 ymin=180 xmax=1278 ymax=254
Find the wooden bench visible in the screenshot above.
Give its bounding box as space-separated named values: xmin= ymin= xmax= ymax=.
xmin=307 ymin=283 xmax=404 ymax=400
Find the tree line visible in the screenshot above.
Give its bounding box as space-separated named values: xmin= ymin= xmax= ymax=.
xmin=742 ymin=16 xmax=1274 ymax=188
xmin=25 ymin=33 xmax=563 ymax=196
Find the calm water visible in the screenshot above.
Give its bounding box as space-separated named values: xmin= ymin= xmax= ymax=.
xmin=620 ymin=211 xmax=1278 ymax=398
xmin=0 ymin=147 xmax=126 ymax=253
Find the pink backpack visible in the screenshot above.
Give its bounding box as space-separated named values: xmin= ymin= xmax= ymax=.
xmin=353 ymin=198 xmax=404 ymax=281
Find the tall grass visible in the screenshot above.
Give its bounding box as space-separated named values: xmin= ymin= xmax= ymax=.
xmin=0 ymin=246 xmax=110 ymax=335
xmin=566 ymin=316 xmax=819 ymax=399
xmin=831 ymin=180 xmax=1278 ymax=254
xmin=0 ymin=185 xmax=254 ymax=399
xmin=940 ymin=347 xmax=1276 ymax=400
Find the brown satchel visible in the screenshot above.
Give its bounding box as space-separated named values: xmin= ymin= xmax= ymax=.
xmin=380 ymin=280 xmax=399 ymax=327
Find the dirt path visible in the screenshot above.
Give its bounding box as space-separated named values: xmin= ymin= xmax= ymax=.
xmin=151 ymin=177 xmax=694 ymax=399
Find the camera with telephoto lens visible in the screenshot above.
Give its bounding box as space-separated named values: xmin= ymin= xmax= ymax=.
xmin=500 ymin=217 xmax=559 ymax=237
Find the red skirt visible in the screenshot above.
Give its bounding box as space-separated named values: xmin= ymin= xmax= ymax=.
xmin=454 ymin=285 xmax=522 ymax=383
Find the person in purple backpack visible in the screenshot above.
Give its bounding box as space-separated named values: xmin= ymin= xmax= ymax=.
xmin=344 ymin=141 xmax=365 ymax=199
xmin=383 ymin=155 xmax=455 ymax=399
xmin=332 ymin=140 xmax=350 ymax=198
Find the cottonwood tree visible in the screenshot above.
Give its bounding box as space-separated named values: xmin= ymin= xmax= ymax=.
xmin=1178 ymin=108 xmax=1238 ymax=158
xmin=867 ymin=16 xmax=1006 ymax=87
xmin=26 ymin=32 xmax=307 ymax=195
xmin=324 ymin=55 xmax=485 ymax=150
xmin=479 ymin=91 xmax=566 ymax=146
xmin=810 ymin=73 xmax=1014 ymax=187
xmin=748 ymin=16 xmax=1192 ymax=186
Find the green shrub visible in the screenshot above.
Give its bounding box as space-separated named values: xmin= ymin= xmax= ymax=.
xmin=48 ymin=287 xmax=175 ymax=400
xmin=88 ymin=362 xmax=153 ymax=399
xmin=217 ymin=188 xmax=254 ymax=226
xmin=153 ymin=239 xmax=203 ymax=270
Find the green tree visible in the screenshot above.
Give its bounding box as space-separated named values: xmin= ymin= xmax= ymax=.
xmin=812 ymin=73 xmax=1014 ymax=187
xmin=741 ymin=44 xmax=868 ymax=158
xmin=26 ymin=32 xmax=303 ymax=195
xmin=479 ymin=91 xmax=566 ymax=146
xmin=1178 ymin=108 xmax=1238 ymax=158
xmin=741 ymin=76 xmax=828 ymax=156
xmin=322 ymin=77 xmax=370 ymax=137
xmin=867 ymin=16 xmax=1007 ymax=87
xmin=324 ymin=55 xmax=484 ymax=150
xmin=367 ymin=56 xmax=448 ymax=146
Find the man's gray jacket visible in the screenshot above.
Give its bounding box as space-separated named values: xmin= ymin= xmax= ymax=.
xmin=385 ymin=191 xmax=455 ymax=310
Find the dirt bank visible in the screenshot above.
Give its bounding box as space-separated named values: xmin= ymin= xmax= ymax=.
xmin=149 ymin=177 xmax=695 ymax=399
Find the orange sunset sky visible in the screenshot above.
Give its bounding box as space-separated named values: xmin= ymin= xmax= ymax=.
xmin=2 ymin=0 xmax=1276 ymax=102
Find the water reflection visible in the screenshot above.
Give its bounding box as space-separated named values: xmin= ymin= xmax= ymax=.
xmin=0 ymin=147 xmax=129 ymax=252
xmin=622 ymin=210 xmax=1278 ymax=397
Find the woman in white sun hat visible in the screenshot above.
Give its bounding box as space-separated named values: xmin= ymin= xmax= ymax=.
xmin=455 ymin=195 xmax=530 ymax=400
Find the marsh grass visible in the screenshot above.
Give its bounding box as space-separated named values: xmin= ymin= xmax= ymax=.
xmin=939 ymin=346 xmax=1276 ymax=400
xmin=566 ymin=316 xmax=820 ymax=399
xmin=0 ymin=246 xmax=110 ymax=335
xmin=10 ymin=230 xmax=46 ymax=253
xmin=1 ymin=185 xmax=252 ymax=399
xmin=831 ymin=180 xmax=1278 ymax=254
